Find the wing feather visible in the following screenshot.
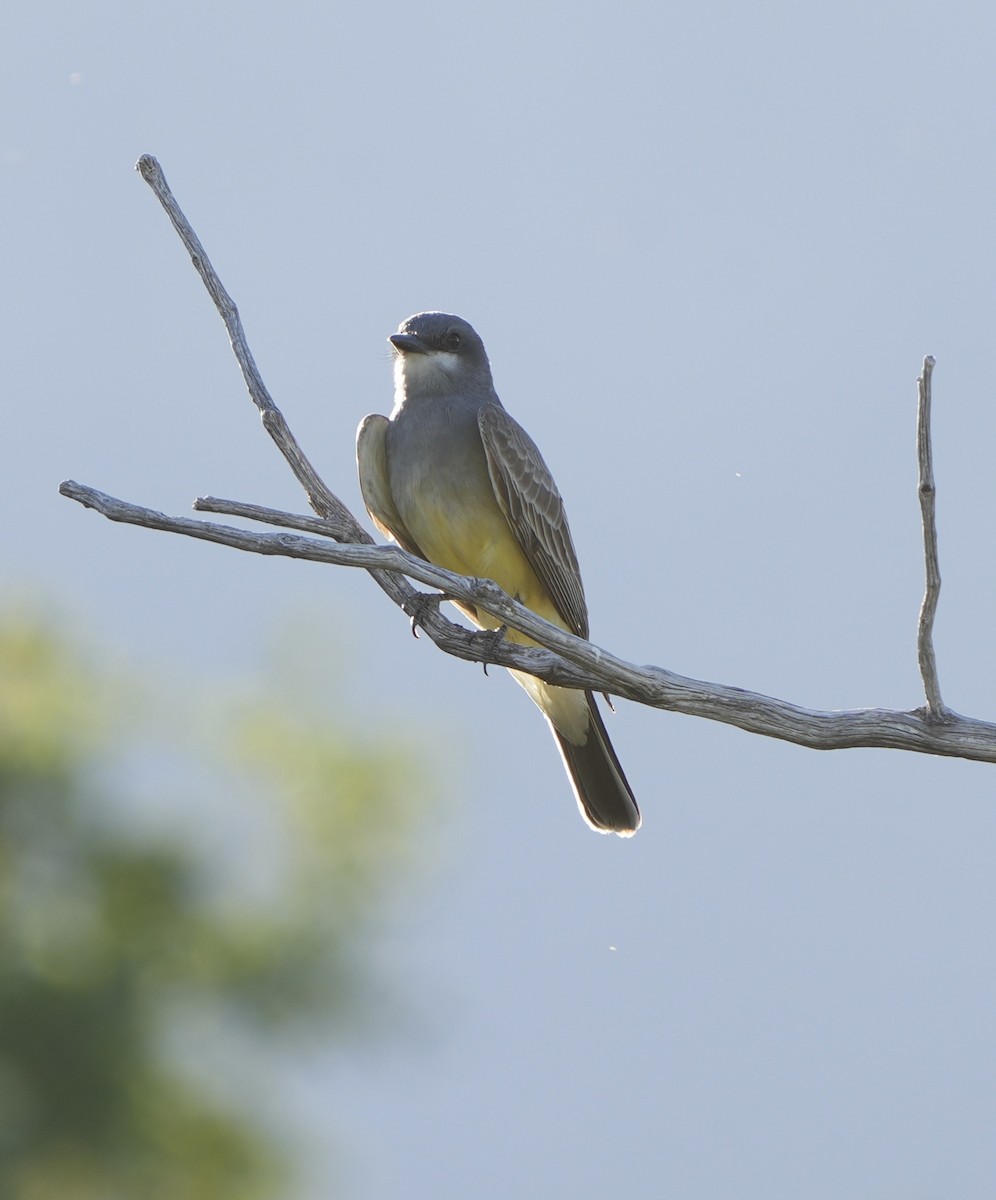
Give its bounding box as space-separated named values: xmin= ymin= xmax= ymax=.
xmin=355 ymin=414 xmax=426 ymax=558
xmin=478 ymin=404 xmax=589 ymax=638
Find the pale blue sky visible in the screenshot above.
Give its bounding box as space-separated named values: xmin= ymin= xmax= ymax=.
xmin=6 ymin=1 xmax=996 ymax=1196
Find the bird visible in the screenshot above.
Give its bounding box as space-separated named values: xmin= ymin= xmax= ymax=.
xmin=356 ymin=312 xmax=640 ymax=836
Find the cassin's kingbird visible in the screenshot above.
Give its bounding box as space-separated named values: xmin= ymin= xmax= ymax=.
xmin=356 ymin=312 xmax=640 ymax=836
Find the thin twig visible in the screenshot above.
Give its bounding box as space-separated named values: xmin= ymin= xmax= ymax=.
xmin=135 ymin=155 xmax=360 ymax=540
xmin=134 ymin=153 xmax=458 ymax=648
xmin=194 ymin=495 xmax=346 ymax=537
xmin=915 ymin=355 xmax=947 ymax=719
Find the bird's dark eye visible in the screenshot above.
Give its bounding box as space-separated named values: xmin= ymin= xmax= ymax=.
xmin=444 ymin=330 xmax=462 ymax=351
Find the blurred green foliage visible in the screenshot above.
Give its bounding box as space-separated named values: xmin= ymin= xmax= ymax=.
xmin=0 ymin=611 xmax=430 ymax=1198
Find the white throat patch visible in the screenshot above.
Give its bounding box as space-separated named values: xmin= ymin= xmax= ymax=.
xmin=393 ymin=350 xmax=461 ymax=405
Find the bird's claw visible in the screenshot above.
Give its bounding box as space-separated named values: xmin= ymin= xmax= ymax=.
xmin=477 ymin=624 xmax=508 ymax=675
xmin=407 ymin=591 xmax=451 ymax=638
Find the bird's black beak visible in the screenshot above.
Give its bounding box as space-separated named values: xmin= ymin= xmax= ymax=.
xmin=389 ymin=332 xmax=431 ymax=355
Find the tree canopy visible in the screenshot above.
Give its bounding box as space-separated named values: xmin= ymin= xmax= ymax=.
xmin=0 ymin=611 xmax=429 ymax=1198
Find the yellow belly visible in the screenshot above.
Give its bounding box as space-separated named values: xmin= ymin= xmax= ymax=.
xmin=405 ymin=493 xmax=588 ymax=741
xmin=406 ymin=496 xmax=568 ymax=643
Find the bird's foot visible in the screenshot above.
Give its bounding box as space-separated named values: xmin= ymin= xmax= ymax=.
xmin=407 ymin=591 xmax=453 ymax=638
xmin=475 ymin=624 xmax=508 ymax=676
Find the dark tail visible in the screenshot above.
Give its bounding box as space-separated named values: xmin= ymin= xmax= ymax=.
xmin=552 ymin=693 xmax=641 ymax=836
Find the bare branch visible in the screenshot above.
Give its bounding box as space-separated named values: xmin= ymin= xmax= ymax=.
xmin=57 ymin=155 xmax=996 ymax=777
xmin=59 ymin=479 xmax=996 ymax=765
xmin=135 ymin=155 xmax=360 ymax=540
xmin=60 ymin=480 xmax=633 ymax=677
xmin=915 ymin=355 xmax=947 ymax=719
xmin=193 ymin=495 xmax=348 ymax=537
xmin=132 ymin=154 xmax=471 ymax=648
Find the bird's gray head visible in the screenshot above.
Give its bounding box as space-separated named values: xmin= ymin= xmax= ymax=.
xmin=389 ymin=312 xmax=494 ymax=400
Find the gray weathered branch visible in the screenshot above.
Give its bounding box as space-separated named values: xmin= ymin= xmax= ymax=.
xmin=57 ymin=479 xmax=996 ymax=764
xmin=58 ymin=155 xmax=996 ymax=768
xmin=131 ymin=153 xmax=466 ymax=652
